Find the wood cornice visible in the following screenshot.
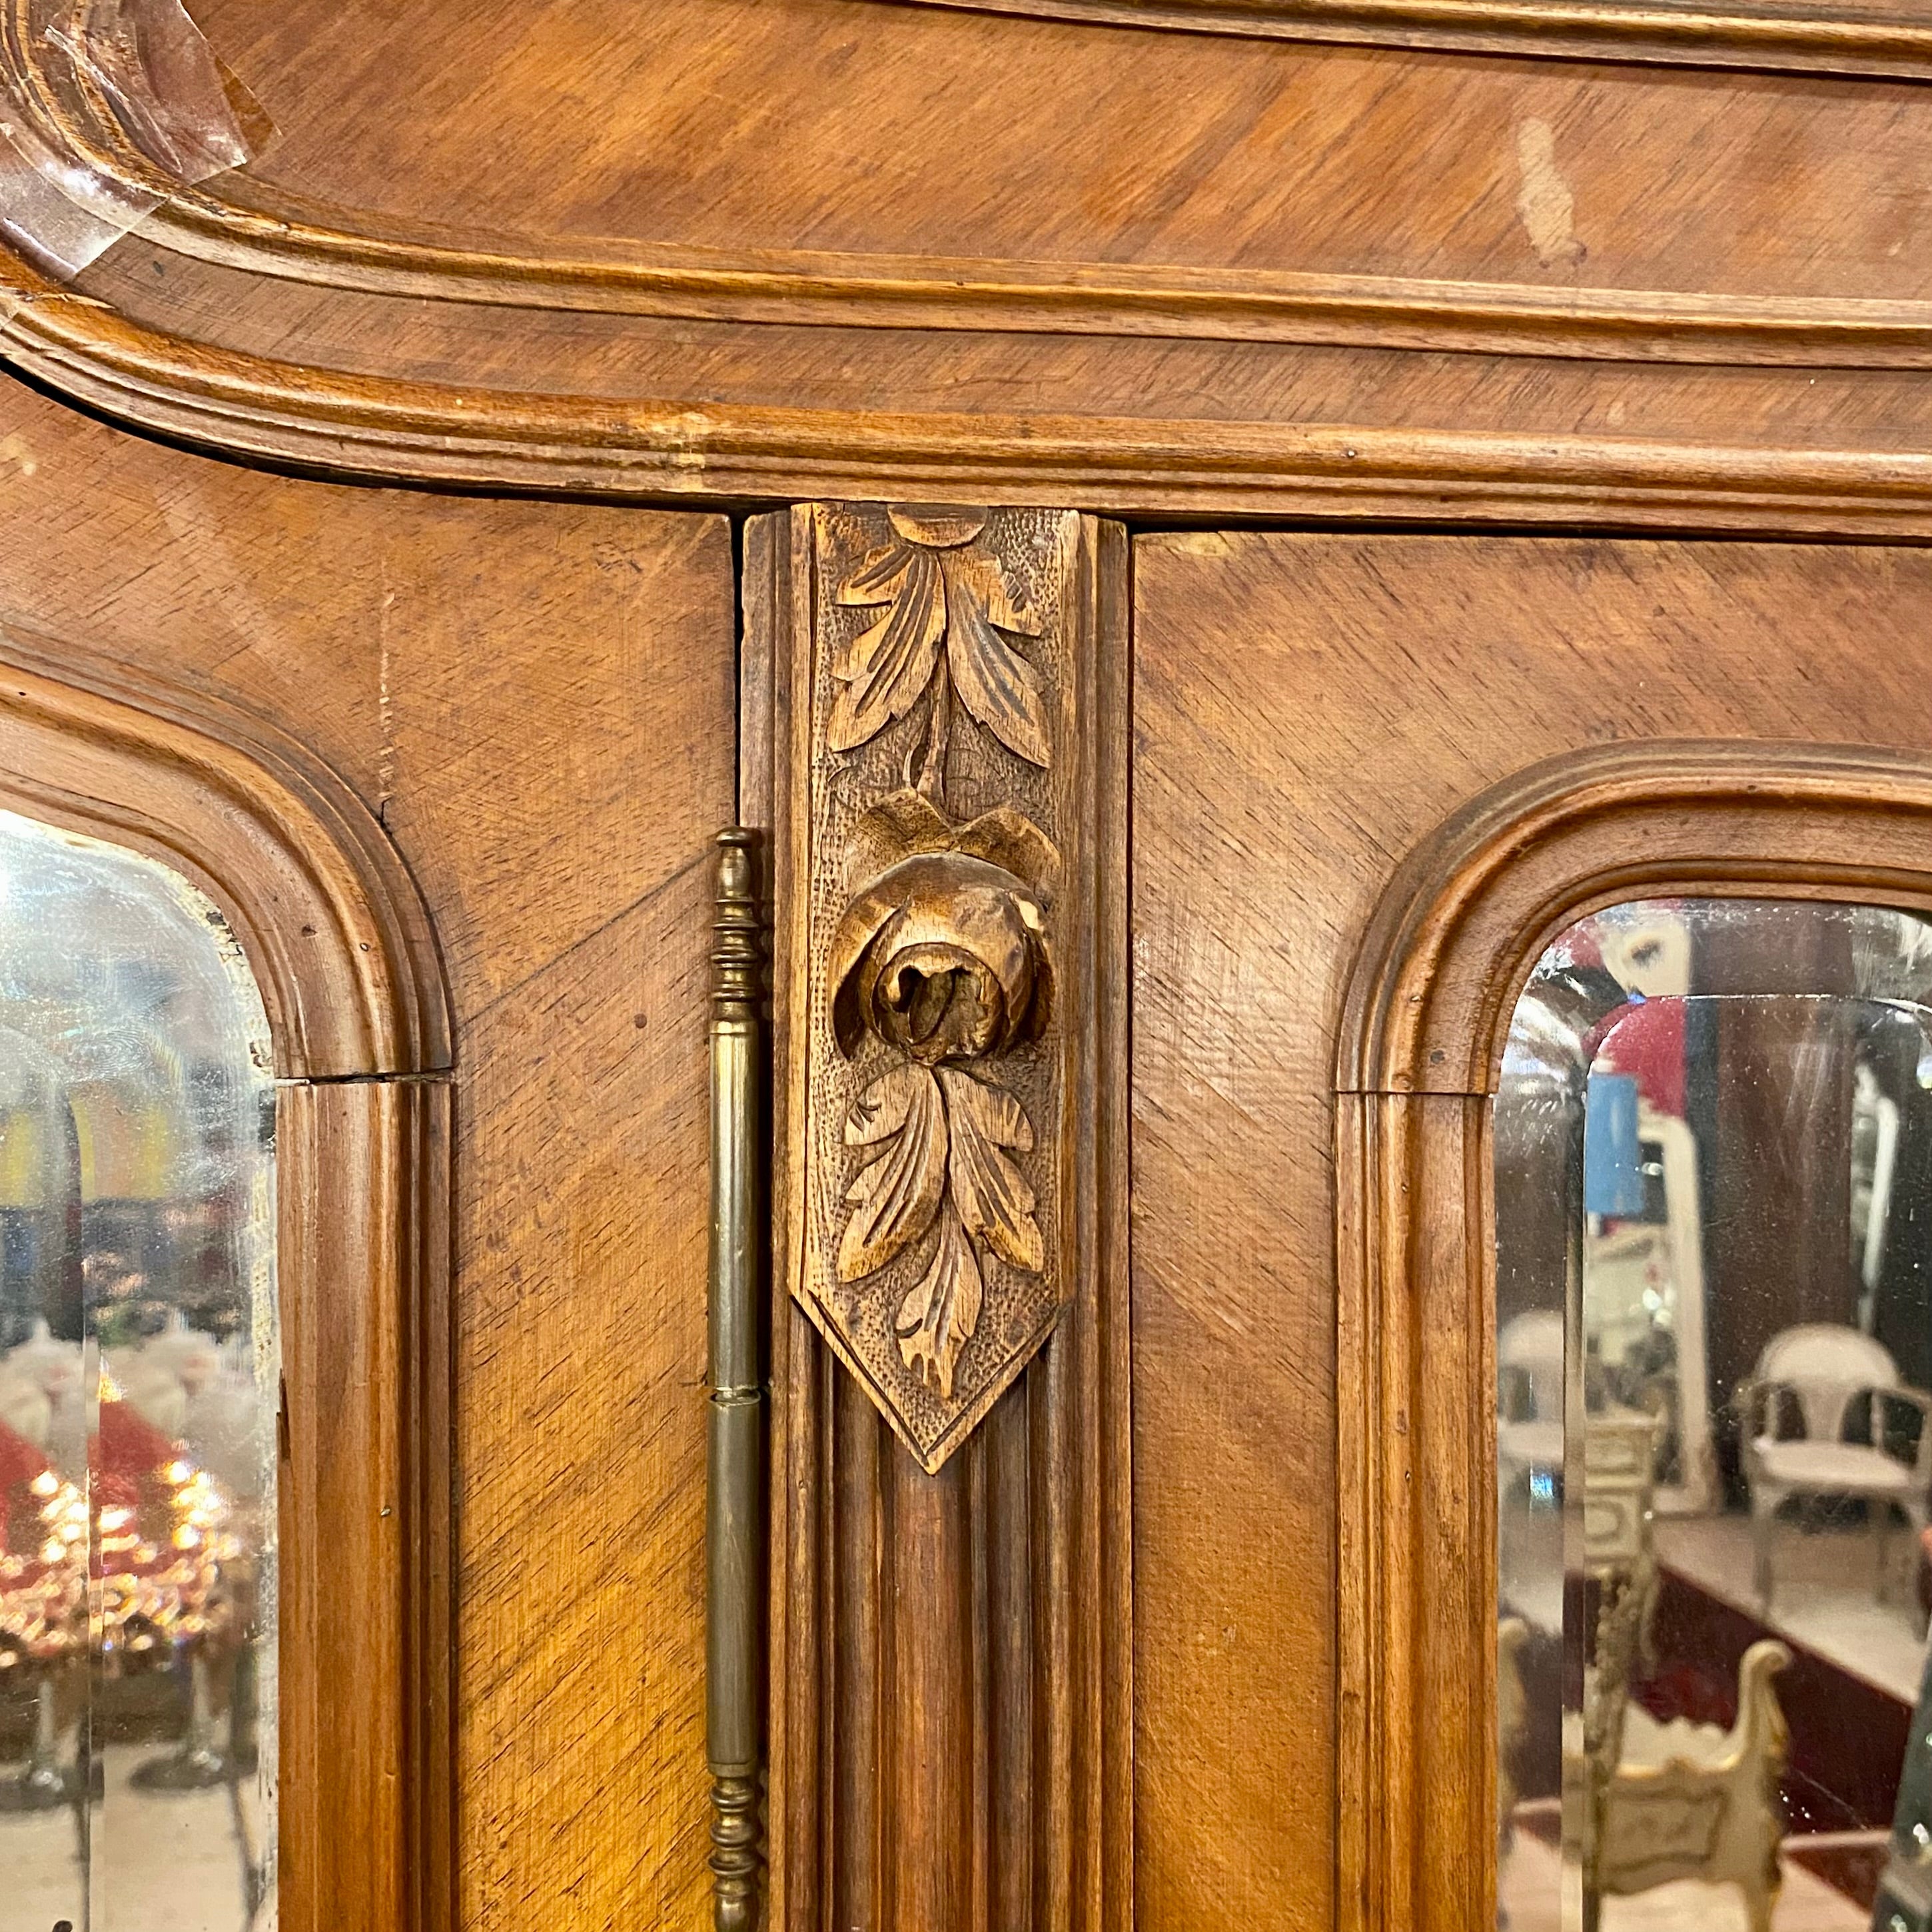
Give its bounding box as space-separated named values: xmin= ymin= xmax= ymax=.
xmin=17 ymin=13 xmax=1932 ymax=368
xmin=11 ymin=0 xmax=1932 ymax=529
xmin=873 ymin=0 xmax=1932 ymax=80
xmin=14 ymin=256 xmax=1932 ymax=532
xmin=0 ymin=617 xmax=450 ymax=1077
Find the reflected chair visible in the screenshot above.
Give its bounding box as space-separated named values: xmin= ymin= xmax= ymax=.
xmin=1739 ymin=1322 xmax=1932 ymax=1618
xmin=1571 ymin=1638 xmax=1792 ymax=1932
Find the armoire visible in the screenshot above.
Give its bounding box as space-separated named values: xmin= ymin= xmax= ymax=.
xmin=4 ymin=1 xmax=1932 ymax=1930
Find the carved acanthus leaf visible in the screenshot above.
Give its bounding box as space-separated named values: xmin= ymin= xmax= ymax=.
xmin=939 ymin=550 xmax=1049 ymax=768
xmin=829 ymin=512 xmax=1049 ymax=771
xmin=831 ymin=547 xmax=945 ymax=751
xmin=896 ymin=1204 xmax=984 ymax=1400
xmin=939 ymin=1067 xmax=1043 ymax=1273
xmin=838 ymin=1061 xmax=947 ymax=1282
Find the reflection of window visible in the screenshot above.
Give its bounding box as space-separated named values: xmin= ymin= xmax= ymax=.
xmin=1496 ymin=899 xmax=1932 ymax=1932
xmin=0 ymin=807 xmax=276 ymax=1930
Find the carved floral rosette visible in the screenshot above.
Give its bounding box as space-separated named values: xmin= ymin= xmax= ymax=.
xmin=801 ymin=504 xmax=1081 ymax=1470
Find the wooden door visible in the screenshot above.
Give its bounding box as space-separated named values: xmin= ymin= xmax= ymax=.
xmin=0 ymin=377 xmax=738 ymax=1931
xmin=1130 ymin=530 xmax=1932 ymax=1929
xmin=5 ymin=0 xmax=1932 ymax=1923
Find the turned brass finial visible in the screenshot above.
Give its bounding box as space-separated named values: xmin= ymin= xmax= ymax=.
xmin=712 ymin=828 xmax=762 ymax=1027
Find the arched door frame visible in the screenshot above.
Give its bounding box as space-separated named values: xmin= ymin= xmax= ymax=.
xmin=0 ymin=624 xmax=452 ymax=1932
xmin=1335 ymin=738 xmax=1932 ymax=1932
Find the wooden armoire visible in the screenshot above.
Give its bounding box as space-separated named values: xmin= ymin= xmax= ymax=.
xmin=5 ymin=1 xmax=1932 ymax=1929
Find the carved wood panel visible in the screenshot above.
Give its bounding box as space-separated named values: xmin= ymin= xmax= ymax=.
xmin=745 ymin=505 xmax=1131 ymax=1931
xmin=790 ymin=502 xmax=1093 ymax=1470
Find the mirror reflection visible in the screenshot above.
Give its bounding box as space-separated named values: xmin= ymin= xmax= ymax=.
xmin=0 ymin=809 xmax=276 ymax=1931
xmin=1496 ymin=899 xmax=1932 ymax=1932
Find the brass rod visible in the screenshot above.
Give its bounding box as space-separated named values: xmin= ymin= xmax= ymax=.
xmin=708 ymin=827 xmax=763 ymax=1931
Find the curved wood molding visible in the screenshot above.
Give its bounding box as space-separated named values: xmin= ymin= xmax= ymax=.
xmin=15 ymin=12 xmax=1932 ymax=370
xmin=14 ymin=15 xmax=1932 ymax=522
xmin=1337 ymin=738 xmax=1932 ymax=1095
xmin=0 ymin=620 xmax=450 ymax=1076
xmin=13 ymin=258 xmax=1932 ymax=531
xmin=1334 ymin=737 xmax=1932 ymax=1932
xmin=132 ymin=186 xmax=1932 ymax=370
xmin=873 ymin=0 xmax=1932 ymax=80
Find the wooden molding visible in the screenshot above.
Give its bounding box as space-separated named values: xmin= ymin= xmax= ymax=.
xmin=1336 ymin=738 xmax=1932 ymax=1097
xmin=0 ymin=637 xmax=452 ymax=1932
xmin=127 ymin=187 xmax=1932 ymax=370
xmin=0 ymin=620 xmax=449 ymax=1077
xmin=15 ymin=256 xmax=1932 ymax=533
xmin=1333 ymin=738 xmax=1932 ymax=1932
xmin=745 ymin=507 xmax=1133 ymax=1929
xmin=21 ymin=45 xmax=1932 ymax=370
xmin=279 ymin=1077 xmax=452 ymax=1932
xmin=871 ymin=0 xmax=1932 ymax=80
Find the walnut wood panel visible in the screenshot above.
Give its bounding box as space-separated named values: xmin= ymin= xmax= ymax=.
xmin=1131 ymin=531 xmax=1932 ymax=1929
xmin=115 ymin=1 xmax=1932 ymax=330
xmin=458 ymin=845 xmax=720 ymax=1929
xmin=0 ymin=378 xmax=737 ymax=1926
xmin=747 ymin=507 xmax=1132 ymax=1932
xmin=13 ymin=5 xmax=1932 ymax=526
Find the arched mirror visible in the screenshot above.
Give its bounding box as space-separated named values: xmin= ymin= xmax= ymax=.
xmin=1496 ymin=897 xmax=1932 ymax=1932
xmin=0 ymin=806 xmax=278 ymax=1931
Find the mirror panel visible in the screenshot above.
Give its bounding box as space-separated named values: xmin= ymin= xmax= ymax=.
xmin=1497 ymin=899 xmax=1932 ymax=1932
xmin=0 ymin=809 xmax=277 ymax=1931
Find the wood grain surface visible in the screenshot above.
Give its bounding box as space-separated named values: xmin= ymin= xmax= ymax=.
xmin=9 ymin=3 xmax=1932 ymax=524
xmin=0 ymin=375 xmax=736 ymax=1927
xmin=159 ymin=0 xmax=1932 ymax=310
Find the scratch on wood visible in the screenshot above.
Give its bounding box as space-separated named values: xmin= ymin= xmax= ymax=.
xmin=1514 ymin=119 xmax=1586 ymax=271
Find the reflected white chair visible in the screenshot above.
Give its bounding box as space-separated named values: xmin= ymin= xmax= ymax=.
xmin=1739 ymin=1322 xmax=1932 ymax=1616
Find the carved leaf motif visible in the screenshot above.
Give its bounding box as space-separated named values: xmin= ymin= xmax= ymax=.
xmin=943 ymin=544 xmax=1037 ymax=637
xmin=896 ymin=1205 xmax=984 ymax=1400
xmin=941 ymin=551 xmax=1050 ymax=769
xmin=939 ymin=1068 xmax=1044 ymax=1273
xmin=837 ymin=542 xmax=915 ymax=604
xmin=830 ymin=548 xmax=945 ymax=753
xmin=839 ymin=1062 xmax=947 ymax=1282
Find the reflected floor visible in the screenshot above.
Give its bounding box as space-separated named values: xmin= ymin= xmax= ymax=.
xmin=0 ymin=1744 xmax=257 ymax=1931
xmin=1655 ymin=1514 xmax=1924 ymax=1703
xmin=1501 ymin=1821 xmax=1874 ymax=1931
